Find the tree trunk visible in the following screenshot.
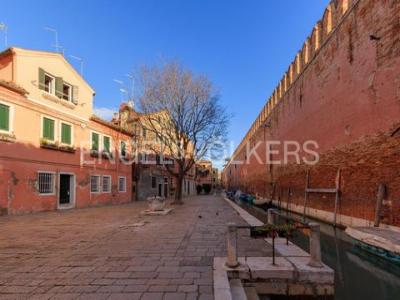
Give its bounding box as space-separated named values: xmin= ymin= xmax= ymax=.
xmin=172 ymin=173 xmax=184 ymax=205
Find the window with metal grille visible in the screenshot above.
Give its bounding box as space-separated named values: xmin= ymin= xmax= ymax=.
xmin=102 ymin=175 xmax=111 ymax=193
xmin=118 ymin=176 xmax=126 ymax=192
xmin=38 ymin=172 xmax=55 ymax=194
xmin=151 ymin=176 xmax=156 ymax=188
xmin=90 ymin=175 xmax=100 ymax=193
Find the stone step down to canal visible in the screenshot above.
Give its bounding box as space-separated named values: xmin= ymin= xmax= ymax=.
xmin=345 ymin=226 xmax=400 ymax=256
xmin=215 ymin=197 xmax=334 ymax=300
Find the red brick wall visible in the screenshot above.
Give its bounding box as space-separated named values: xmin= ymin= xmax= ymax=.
xmin=224 ymin=0 xmax=400 ymax=226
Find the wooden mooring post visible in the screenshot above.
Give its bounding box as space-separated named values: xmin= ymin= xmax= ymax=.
xmin=374 ymin=183 xmax=386 ymax=227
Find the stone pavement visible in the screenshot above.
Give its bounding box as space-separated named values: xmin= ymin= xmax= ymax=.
xmin=0 ymin=195 xmax=272 ymax=300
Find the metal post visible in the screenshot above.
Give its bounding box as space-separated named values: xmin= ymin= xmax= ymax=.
xmin=307 ymin=222 xmax=323 ymax=268
xmin=226 ymin=223 xmax=239 ymax=268
xmin=272 ymin=232 xmax=276 ymax=265
xmin=267 ymin=208 xmax=276 ymax=225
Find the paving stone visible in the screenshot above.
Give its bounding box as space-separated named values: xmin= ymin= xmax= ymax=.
xmin=140 ymin=293 xmax=164 ymax=300
xmin=123 ymin=285 xmax=149 ymax=292
xmin=198 ymin=294 xmax=214 ymax=300
xmin=147 ymin=284 xmax=177 ymax=292
xmin=107 ymin=293 xmax=142 ymax=300
xmin=178 ymin=285 xmax=198 ymax=293
xmin=163 ymin=292 xmax=186 ymax=300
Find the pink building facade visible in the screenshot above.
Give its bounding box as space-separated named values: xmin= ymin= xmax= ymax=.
xmin=0 ymin=48 xmax=132 ymax=214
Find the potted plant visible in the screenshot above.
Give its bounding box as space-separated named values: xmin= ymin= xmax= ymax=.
xmin=250 ymin=223 xmax=295 ymax=239
xmin=59 ymin=145 xmax=76 ymax=153
xmin=90 ymin=149 xmax=100 ymax=157
xmin=40 ymin=138 xmax=58 ymax=150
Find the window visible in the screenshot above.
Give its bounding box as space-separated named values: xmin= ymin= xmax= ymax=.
xmin=38 ymin=172 xmax=55 ymax=195
xmin=103 ymin=136 xmax=111 ymax=153
xmin=165 ymin=158 xmax=174 ymax=166
xmin=90 ymin=175 xmax=100 ymax=193
xmin=91 ymin=132 xmax=99 ymax=151
xmin=151 ymin=176 xmax=156 ymax=188
xmin=0 ymin=103 xmax=10 ymax=132
xmin=118 ymin=176 xmax=126 ymax=192
xmin=102 ymin=175 xmax=111 ymax=193
xmin=61 ymin=123 xmax=72 ymax=145
xmin=43 ymin=117 xmax=55 ymax=141
xmin=62 ymin=83 xmax=72 ymax=101
xmin=142 ymin=128 xmax=147 ymax=138
xmin=44 ymin=74 xmax=54 ymax=94
xmin=120 ymin=140 xmax=126 ymax=157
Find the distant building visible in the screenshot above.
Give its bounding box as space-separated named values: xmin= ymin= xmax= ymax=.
xmin=113 ymin=103 xmax=196 ymax=200
xmin=196 ymin=160 xmax=214 ymax=190
xmin=0 ymin=48 xmax=132 ymax=214
xmin=212 ymin=168 xmax=219 ymax=189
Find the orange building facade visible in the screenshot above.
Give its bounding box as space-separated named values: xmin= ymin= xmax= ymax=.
xmin=0 ymin=48 xmax=132 ymax=214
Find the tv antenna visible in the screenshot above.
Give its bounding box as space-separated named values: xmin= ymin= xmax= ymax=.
xmin=0 ymin=22 xmax=8 ymax=47
xmin=113 ymin=79 xmax=127 ymax=102
xmin=125 ymin=73 xmax=135 ymax=104
xmin=44 ymin=27 xmax=63 ymax=53
xmin=70 ymin=55 xmax=84 ymax=76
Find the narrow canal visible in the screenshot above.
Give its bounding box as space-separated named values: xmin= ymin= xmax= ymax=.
xmin=234 ymin=200 xmax=400 ymax=300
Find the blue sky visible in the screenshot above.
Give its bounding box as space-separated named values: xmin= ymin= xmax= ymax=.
xmin=1 ymin=0 xmax=328 ymax=166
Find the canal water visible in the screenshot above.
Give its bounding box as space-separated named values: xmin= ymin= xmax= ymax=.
xmin=235 ymin=200 xmax=400 ymax=300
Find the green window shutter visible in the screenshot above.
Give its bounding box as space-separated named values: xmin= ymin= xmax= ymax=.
xmin=92 ymin=132 xmax=99 ymax=150
xmin=61 ymin=123 xmax=71 ymax=145
xmin=0 ymin=103 xmax=10 ymax=131
xmin=55 ymin=77 xmax=63 ymax=98
xmin=121 ymin=141 xmax=126 ymax=156
xmin=38 ymin=68 xmax=45 ymax=91
xmin=103 ymin=136 xmax=110 ymax=152
xmin=43 ymin=117 xmax=55 ymax=140
xmin=71 ymin=86 xmax=78 ymax=105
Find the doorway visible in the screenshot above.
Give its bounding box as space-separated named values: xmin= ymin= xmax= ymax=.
xmin=164 ymin=177 xmax=168 ymax=198
xmin=59 ymin=173 xmax=75 ymax=208
xmin=158 ymin=182 xmax=163 ymax=197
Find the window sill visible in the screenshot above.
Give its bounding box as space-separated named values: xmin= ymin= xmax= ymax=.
xmin=40 ymin=140 xmax=75 ymax=153
xmin=40 ymin=141 xmax=58 ymax=150
xmin=119 ymin=153 xmax=132 ymax=161
xmin=42 ymin=92 xmax=77 ymax=108
xmin=59 ymin=145 xmax=76 ymax=153
xmin=90 ymin=149 xmax=100 ymax=157
xmin=0 ymin=132 xmax=16 ymax=143
xmin=101 ymin=151 xmax=114 ymax=160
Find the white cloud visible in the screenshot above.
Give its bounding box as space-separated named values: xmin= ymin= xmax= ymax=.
xmin=93 ymin=107 xmax=118 ymax=120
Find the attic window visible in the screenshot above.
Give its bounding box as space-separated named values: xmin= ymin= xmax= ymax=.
xmin=44 ymin=74 xmax=54 ymax=94
xmin=62 ymin=83 xmax=72 ymax=101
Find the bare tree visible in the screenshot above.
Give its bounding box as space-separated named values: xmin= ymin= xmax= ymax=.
xmin=136 ymin=61 xmax=228 ymax=204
